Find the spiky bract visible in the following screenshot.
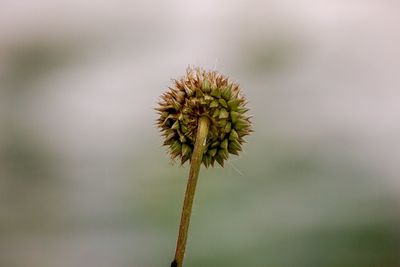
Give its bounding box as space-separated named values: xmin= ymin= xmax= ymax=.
xmin=156 ymin=67 xmax=252 ymax=167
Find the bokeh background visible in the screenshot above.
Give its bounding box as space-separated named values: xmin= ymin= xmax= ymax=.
xmin=1 ymin=0 xmax=400 ymax=266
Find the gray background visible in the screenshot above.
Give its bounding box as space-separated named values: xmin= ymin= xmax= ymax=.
xmin=1 ymin=0 xmax=400 ymax=266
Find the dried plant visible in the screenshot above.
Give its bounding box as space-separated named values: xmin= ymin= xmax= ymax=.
xmin=156 ymin=67 xmax=252 ymax=267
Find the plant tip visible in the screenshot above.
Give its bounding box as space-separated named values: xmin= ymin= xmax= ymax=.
xmin=156 ymin=67 xmax=252 ymax=167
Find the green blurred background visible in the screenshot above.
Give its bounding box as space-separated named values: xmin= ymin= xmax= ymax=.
xmin=1 ymin=1 xmax=400 ymax=266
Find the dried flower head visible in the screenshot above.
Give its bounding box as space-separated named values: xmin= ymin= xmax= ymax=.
xmin=157 ymin=67 xmax=252 ymax=167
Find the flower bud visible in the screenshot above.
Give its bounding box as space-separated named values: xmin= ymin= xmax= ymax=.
xmin=156 ymin=67 xmax=252 ymax=167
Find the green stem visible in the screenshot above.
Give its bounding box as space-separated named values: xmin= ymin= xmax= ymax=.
xmin=172 ymin=116 xmax=210 ymax=267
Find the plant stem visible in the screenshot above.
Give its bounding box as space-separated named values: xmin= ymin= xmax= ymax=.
xmin=172 ymin=116 xmax=210 ymax=267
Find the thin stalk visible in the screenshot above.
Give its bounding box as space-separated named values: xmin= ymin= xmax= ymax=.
xmin=171 ymin=116 xmax=210 ymax=267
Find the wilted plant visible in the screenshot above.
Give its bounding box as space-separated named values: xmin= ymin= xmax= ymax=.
xmin=156 ymin=67 xmax=252 ymax=267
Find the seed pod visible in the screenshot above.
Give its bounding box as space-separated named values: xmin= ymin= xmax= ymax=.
xmin=156 ymin=67 xmax=252 ymax=167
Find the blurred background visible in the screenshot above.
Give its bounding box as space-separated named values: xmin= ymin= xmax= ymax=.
xmin=1 ymin=0 xmax=400 ymax=266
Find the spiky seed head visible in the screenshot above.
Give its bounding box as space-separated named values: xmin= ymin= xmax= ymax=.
xmin=156 ymin=67 xmax=252 ymax=167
